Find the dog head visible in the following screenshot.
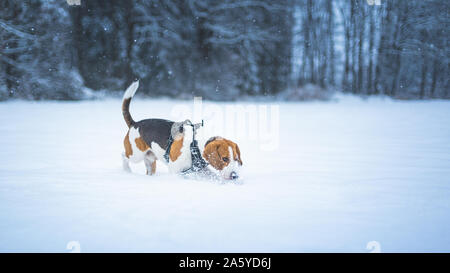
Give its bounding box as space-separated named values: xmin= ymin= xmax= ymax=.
xmin=171 ymin=119 xmax=194 ymax=140
xmin=203 ymin=136 xmax=243 ymax=180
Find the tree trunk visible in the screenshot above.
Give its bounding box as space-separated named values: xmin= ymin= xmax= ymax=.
xmin=351 ymin=0 xmax=357 ymax=93
xmin=429 ymin=59 xmax=438 ymax=98
xmin=71 ymin=5 xmax=83 ymax=76
xmin=419 ymin=57 xmax=428 ymax=99
xmin=124 ymin=1 xmax=135 ymax=86
xmin=342 ymin=4 xmax=351 ymax=92
xmin=390 ymin=2 xmax=408 ymax=97
xmin=367 ymin=7 xmax=375 ymax=94
xmin=307 ymin=0 xmax=315 ymax=84
xmin=374 ymin=2 xmax=391 ymax=95
xmin=327 ymin=0 xmax=335 ymax=86
xmin=358 ymin=3 xmax=365 ymax=93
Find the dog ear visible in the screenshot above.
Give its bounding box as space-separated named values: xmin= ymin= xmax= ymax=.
xmin=233 ymin=143 xmax=243 ymax=166
xmin=203 ymin=141 xmax=226 ymax=171
xmin=226 ymin=140 xmax=243 ymax=166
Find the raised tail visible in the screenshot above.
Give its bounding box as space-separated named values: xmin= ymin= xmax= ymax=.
xmin=122 ymin=80 xmax=139 ymax=128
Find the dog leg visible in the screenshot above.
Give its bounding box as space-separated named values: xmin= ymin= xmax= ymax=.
xmin=151 ymin=160 xmax=156 ymax=175
xmin=144 ymin=150 xmax=157 ymax=175
xmin=122 ymin=152 xmax=131 ymax=172
xmin=150 ymin=142 xmax=167 ymax=164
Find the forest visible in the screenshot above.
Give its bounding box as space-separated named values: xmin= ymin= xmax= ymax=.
xmin=0 ymin=0 xmax=448 ymax=100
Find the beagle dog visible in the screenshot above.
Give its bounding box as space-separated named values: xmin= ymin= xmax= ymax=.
xmin=121 ymin=81 xmax=194 ymax=175
xmin=202 ymin=136 xmax=243 ymax=180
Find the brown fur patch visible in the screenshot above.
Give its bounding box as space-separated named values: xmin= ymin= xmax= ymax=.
xmin=135 ymin=136 xmax=149 ymax=152
xmin=169 ymin=136 xmax=184 ymax=162
xmin=124 ymin=131 xmax=133 ymax=158
xmin=151 ymin=161 xmax=156 ymax=174
xmin=145 ymin=160 xmax=157 ymax=175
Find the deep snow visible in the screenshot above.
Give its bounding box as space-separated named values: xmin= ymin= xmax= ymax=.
xmin=0 ymin=95 xmax=449 ymax=252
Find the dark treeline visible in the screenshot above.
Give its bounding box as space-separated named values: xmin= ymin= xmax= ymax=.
xmin=0 ymin=0 xmax=448 ymax=101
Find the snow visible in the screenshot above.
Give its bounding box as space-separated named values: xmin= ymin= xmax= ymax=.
xmin=0 ymin=95 xmax=449 ymax=252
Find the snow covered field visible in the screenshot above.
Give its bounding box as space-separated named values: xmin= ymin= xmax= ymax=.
xmin=1 ymin=95 xmax=449 ymax=252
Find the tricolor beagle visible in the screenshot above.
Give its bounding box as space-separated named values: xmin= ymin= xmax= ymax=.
xmin=121 ymin=81 xmax=194 ymax=175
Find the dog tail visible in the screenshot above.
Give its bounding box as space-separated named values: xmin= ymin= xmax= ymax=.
xmin=122 ymin=80 xmax=139 ymax=128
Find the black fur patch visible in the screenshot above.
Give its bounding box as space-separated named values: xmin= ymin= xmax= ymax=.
xmin=134 ymin=119 xmax=175 ymax=150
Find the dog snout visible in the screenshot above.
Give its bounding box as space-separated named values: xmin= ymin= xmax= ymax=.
xmin=230 ymin=171 xmax=238 ymax=180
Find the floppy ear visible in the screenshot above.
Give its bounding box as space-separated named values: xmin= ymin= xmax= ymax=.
xmin=234 ymin=143 xmax=243 ymax=166
xmin=203 ymin=141 xmax=226 ymax=170
xmin=226 ymin=140 xmax=242 ymax=166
